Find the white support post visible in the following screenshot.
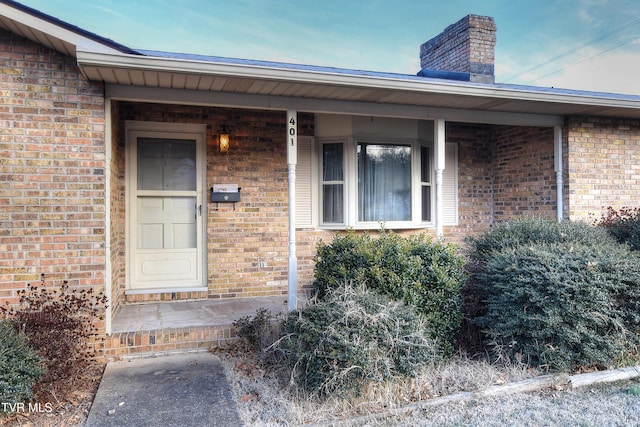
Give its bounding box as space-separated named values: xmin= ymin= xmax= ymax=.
xmin=554 ymin=126 xmax=563 ymax=222
xmin=434 ymin=119 xmax=445 ymax=239
xmin=286 ymin=110 xmax=298 ymax=311
xmin=104 ymin=97 xmax=112 ymax=335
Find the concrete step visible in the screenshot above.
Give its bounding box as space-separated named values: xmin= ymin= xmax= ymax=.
xmin=103 ymin=295 xmax=289 ymax=357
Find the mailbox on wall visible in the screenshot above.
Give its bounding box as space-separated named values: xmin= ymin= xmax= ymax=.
xmin=211 ymin=184 xmax=241 ymax=204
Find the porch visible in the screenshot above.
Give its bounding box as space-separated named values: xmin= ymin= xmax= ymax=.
xmin=104 ymin=296 xmax=289 ymax=357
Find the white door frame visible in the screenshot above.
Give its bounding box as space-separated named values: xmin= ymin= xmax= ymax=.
xmin=125 ymin=121 xmax=207 ymax=293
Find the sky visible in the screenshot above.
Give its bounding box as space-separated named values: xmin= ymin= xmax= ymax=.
xmin=16 ymin=0 xmax=640 ymax=95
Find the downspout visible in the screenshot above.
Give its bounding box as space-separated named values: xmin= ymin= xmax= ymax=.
xmin=104 ymin=97 xmax=112 ymax=335
xmin=554 ymin=126 xmax=563 ymax=222
xmin=286 ymin=110 xmax=298 ymax=310
xmin=434 ymin=119 xmax=445 ymax=239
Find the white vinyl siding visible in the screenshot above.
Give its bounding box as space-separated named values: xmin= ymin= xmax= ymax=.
xmin=295 ymin=136 xmax=314 ymax=228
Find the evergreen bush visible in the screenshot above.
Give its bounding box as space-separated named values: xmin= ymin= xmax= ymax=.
xmin=279 ymin=283 xmax=440 ymax=397
xmin=0 ymin=320 xmax=45 ymax=414
xmin=313 ymin=230 xmax=465 ymax=355
xmin=464 ymin=217 xmax=640 ymax=371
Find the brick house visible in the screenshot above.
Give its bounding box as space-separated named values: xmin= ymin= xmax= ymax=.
xmin=1 ymin=1 xmax=640 ymax=351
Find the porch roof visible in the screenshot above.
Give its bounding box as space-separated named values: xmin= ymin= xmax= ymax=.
xmin=78 ymin=49 xmax=640 ymax=121
xmin=2 ymin=0 xmax=640 ymax=121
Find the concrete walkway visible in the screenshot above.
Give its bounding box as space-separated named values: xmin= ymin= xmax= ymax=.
xmin=85 ymin=352 xmax=242 ymax=427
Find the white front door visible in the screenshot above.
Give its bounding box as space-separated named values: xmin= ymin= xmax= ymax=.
xmin=127 ymin=122 xmax=206 ymax=290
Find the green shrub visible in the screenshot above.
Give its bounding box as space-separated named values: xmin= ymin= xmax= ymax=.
xmin=596 ymin=206 xmax=640 ymax=251
xmin=313 ymin=230 xmax=465 ymax=355
xmin=0 ymin=320 xmax=45 ymax=414
xmin=465 ymin=216 xmax=612 ymax=265
xmin=464 ymin=217 xmax=640 ymax=371
xmin=1 ymin=275 xmax=107 ymax=395
xmin=279 ymin=283 xmax=440 ymax=397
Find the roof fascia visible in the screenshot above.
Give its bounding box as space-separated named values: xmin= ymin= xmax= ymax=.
xmin=80 ymin=51 xmax=640 ymax=112
xmin=0 ymin=2 xmax=127 ymax=55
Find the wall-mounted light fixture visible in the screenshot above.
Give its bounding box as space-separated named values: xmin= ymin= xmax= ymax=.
xmin=219 ymin=125 xmax=230 ymax=154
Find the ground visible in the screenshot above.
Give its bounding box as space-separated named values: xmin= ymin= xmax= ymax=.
xmin=2 ymin=348 xmax=639 ymax=426
xmin=0 ymin=363 xmax=104 ymax=427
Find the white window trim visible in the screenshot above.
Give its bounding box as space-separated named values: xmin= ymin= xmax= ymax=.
xmin=318 ymin=137 xmax=349 ymax=227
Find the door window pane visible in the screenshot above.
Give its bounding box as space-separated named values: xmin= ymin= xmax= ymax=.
xmin=138 ymin=138 xmax=196 ymax=191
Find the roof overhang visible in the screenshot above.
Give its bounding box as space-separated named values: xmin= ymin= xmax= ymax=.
xmin=77 ymin=50 xmax=640 ymax=122
xmin=0 ymin=0 xmax=137 ymax=56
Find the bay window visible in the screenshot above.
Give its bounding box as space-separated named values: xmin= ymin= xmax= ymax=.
xmin=319 ymin=138 xmax=434 ymax=228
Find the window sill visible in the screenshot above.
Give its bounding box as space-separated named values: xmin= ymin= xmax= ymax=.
xmin=318 ymin=222 xmax=434 ymax=231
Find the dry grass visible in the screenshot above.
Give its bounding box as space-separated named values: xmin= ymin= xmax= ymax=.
xmin=213 ymin=340 xmax=537 ymax=426
xmin=2 ymin=345 xmax=637 ymax=427
xmin=216 ymin=342 xmax=640 ymax=426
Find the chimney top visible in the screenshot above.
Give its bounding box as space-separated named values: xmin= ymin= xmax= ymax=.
xmin=419 ymin=15 xmax=496 ymax=83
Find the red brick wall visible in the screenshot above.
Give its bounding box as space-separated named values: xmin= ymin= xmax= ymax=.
xmin=493 ymin=126 xmax=556 ymax=219
xmin=444 ymin=122 xmax=495 ymax=242
xmin=108 ymin=101 xmax=125 ymax=313
xmin=0 ymin=29 xmax=106 ymax=304
xmin=442 ymin=123 xmax=557 ymax=243
xmin=566 ymin=116 xmax=640 ymax=221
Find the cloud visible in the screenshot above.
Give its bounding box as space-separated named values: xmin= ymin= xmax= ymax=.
xmin=520 ymin=47 xmax=640 ymax=94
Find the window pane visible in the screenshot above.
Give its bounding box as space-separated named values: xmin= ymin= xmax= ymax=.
xmin=138 ymin=138 xmax=196 ymax=191
xmin=323 ymin=143 xmax=343 ymax=181
xmin=422 ymin=185 xmax=431 ymax=222
xmin=421 ymin=146 xmax=431 ymax=183
xmin=322 ymin=143 xmax=344 ymax=224
xmin=358 ymin=144 xmax=411 ymax=222
xmin=323 ymin=184 xmax=344 ymax=223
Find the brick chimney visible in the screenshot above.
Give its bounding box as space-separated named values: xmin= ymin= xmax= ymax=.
xmin=419 ymin=15 xmax=496 ymax=83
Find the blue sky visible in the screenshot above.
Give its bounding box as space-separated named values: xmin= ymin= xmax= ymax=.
xmin=17 ymin=0 xmax=640 ymax=94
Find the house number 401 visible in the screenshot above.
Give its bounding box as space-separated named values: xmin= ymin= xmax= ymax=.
xmin=289 ymin=117 xmax=296 ymax=146
xmin=287 ymin=111 xmax=297 ymax=164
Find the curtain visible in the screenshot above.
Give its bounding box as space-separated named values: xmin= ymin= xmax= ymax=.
xmin=358 ymin=144 xmax=411 ymax=222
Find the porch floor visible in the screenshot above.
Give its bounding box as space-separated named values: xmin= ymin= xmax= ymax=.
xmin=105 ymin=296 xmax=289 ymax=357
